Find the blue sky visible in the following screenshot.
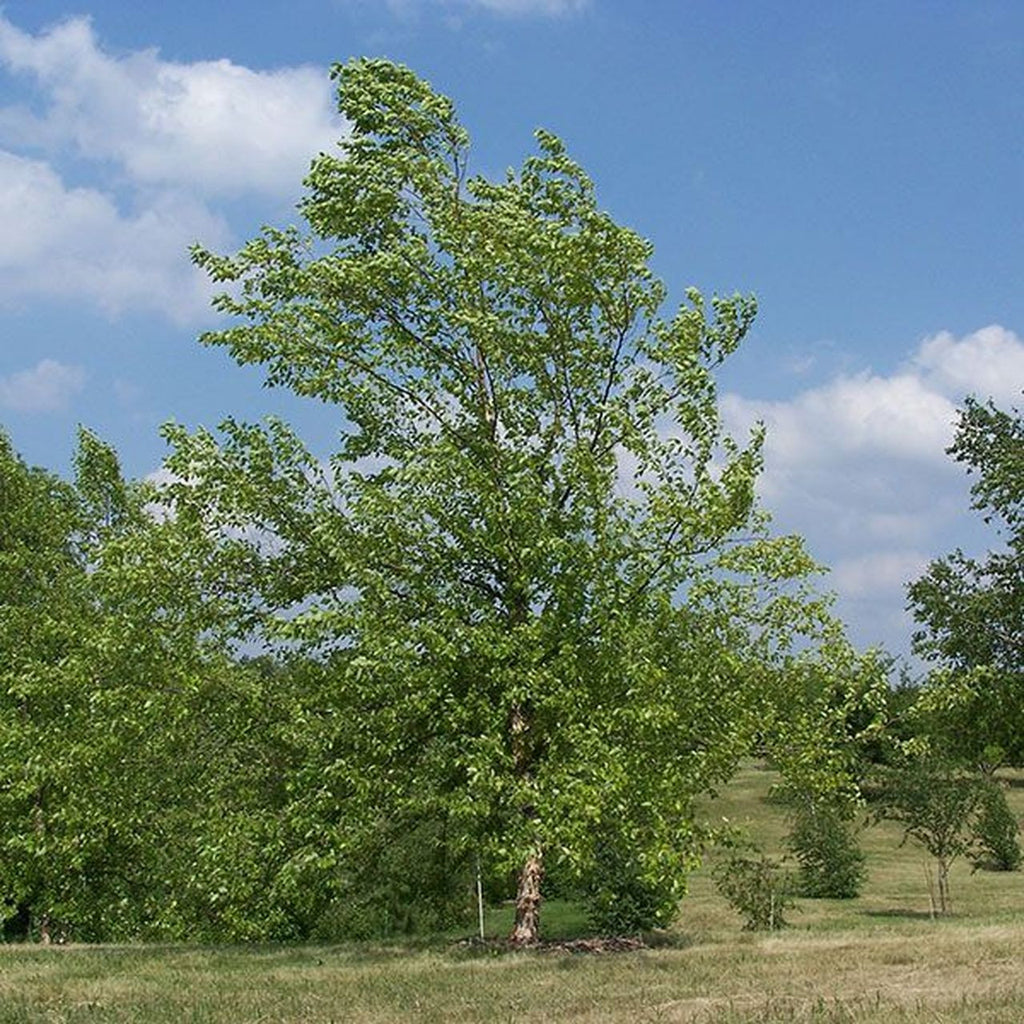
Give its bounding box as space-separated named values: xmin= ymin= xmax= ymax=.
xmin=1 ymin=0 xmax=1022 ymax=660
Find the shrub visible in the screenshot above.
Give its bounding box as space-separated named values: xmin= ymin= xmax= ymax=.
xmin=787 ymin=802 xmax=866 ymax=899
xmin=579 ymin=839 xmax=682 ymax=935
xmin=310 ymin=814 xmax=475 ymax=940
xmin=971 ymin=782 xmax=1022 ymax=872
xmin=713 ymin=851 xmax=795 ymax=931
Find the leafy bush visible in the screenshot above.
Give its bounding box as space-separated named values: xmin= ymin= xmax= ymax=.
xmin=579 ymin=839 xmax=683 ymax=935
xmin=787 ymin=802 xmax=866 ymax=899
xmin=971 ymin=782 xmax=1021 ymax=872
xmin=713 ymin=851 xmax=795 ymax=931
xmin=310 ymin=814 xmax=475 ymax=940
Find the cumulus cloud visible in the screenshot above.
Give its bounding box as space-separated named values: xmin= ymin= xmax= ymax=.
xmin=831 ymin=550 xmax=932 ymax=600
xmin=721 ymin=326 xmax=1024 ymax=655
xmin=0 ymin=15 xmax=342 ymax=197
xmin=0 ymin=14 xmax=347 ymax=320
xmin=913 ymin=325 xmax=1024 ymax=408
xmin=726 ymin=372 xmax=957 ymax=474
xmin=0 ymin=151 xmax=229 ymax=321
xmin=0 ymin=358 xmax=85 ymax=412
xmin=723 ymin=325 xmax=1024 ymax=503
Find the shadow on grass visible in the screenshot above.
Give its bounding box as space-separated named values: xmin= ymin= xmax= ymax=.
xmin=861 ymin=908 xmax=944 ymax=921
xmin=0 ymin=899 xmax=694 ymax=967
xmin=446 ymin=929 xmax=694 ymax=961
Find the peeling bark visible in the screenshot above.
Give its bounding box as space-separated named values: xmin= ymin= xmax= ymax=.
xmin=510 ymin=848 xmax=544 ymax=946
xmin=509 ymin=697 xmax=544 ymax=945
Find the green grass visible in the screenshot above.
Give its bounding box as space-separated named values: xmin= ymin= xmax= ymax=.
xmin=690 ymin=762 xmax=1024 ymax=931
xmin=4 ymin=763 xmax=1024 ymax=1022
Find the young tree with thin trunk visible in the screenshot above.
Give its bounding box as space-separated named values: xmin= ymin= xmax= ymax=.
xmin=166 ymin=59 xmax=830 ymax=944
xmin=874 ymin=756 xmax=984 ymax=915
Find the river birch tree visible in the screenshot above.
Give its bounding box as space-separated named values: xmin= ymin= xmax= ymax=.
xmin=165 ymin=59 xmax=830 ymax=944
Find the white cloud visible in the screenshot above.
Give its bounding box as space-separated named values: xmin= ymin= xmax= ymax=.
xmin=0 ymin=151 xmax=229 ymax=322
xmin=0 ymin=358 xmax=85 ymax=412
xmin=0 ymin=14 xmax=348 ymax=320
xmin=721 ymin=326 xmax=1024 ymax=655
xmin=724 ymin=372 xmax=957 ymax=472
xmin=914 ymin=325 xmax=1024 ymax=408
xmin=723 ymin=326 xmax=1024 ymax=484
xmin=0 ymin=15 xmax=342 ymax=197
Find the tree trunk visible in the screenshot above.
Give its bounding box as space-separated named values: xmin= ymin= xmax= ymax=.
xmin=32 ymin=786 xmax=51 ymax=944
xmin=937 ymin=857 xmax=951 ymax=915
xmin=508 ymin=690 xmax=544 ymax=945
xmin=510 ymin=847 xmax=544 ymax=946
xmin=506 ymin=621 xmax=544 ymax=947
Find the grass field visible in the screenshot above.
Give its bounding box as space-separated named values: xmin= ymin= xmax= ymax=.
xmin=3 ymin=763 xmax=1024 ymax=1022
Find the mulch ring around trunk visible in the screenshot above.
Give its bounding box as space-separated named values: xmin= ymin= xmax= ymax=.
xmin=453 ymin=935 xmax=647 ymax=955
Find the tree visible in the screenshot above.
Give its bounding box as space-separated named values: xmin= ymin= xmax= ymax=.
xmin=0 ymin=428 xmax=287 ymax=941
xmin=164 ymin=58 xmax=832 ymax=944
xmin=0 ymin=427 xmax=180 ymax=940
xmin=713 ymin=847 xmax=796 ymax=931
xmin=0 ymin=430 xmax=91 ymax=940
xmin=873 ymin=755 xmax=984 ymax=915
xmin=68 ymin=441 xmax=346 ymax=942
xmin=761 ymin=645 xmax=890 ymax=799
xmin=908 ymin=396 xmax=1023 ymax=768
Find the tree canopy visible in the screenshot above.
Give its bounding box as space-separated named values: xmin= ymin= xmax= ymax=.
xmin=158 ymin=58 xmax=843 ymax=943
xmin=0 ymin=429 xmax=315 ymax=942
xmin=908 ymin=395 xmax=1024 ymax=768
